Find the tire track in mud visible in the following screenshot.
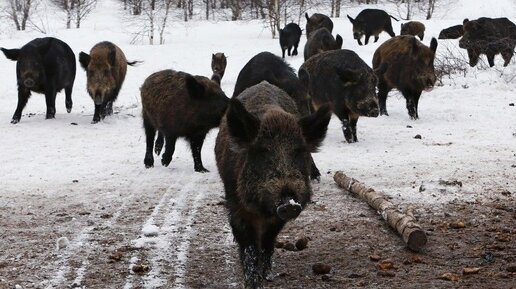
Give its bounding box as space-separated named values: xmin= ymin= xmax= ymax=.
xmin=42 ymin=170 xmax=158 ymax=288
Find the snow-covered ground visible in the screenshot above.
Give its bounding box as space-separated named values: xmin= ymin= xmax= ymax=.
xmin=0 ymin=0 xmax=515 ymax=288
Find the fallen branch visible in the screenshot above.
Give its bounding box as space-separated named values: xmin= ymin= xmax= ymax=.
xmin=334 ymin=171 xmax=427 ymax=252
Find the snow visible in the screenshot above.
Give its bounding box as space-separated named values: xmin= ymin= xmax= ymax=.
xmin=0 ymin=0 xmax=515 ymax=286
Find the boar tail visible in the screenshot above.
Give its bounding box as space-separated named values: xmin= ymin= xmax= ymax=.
xmin=127 ymin=60 xmax=143 ymax=66
xmin=389 ymin=15 xmax=399 ymax=21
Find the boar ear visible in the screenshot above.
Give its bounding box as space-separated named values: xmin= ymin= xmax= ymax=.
xmin=185 ymin=75 xmax=205 ymax=97
xmin=1 ymin=48 xmax=20 ymax=61
xmin=78 ymin=52 xmax=90 ymax=70
xmin=212 ymin=53 xmax=215 ymax=59
xmin=227 ymin=99 xmax=260 ymax=146
xmin=305 ymin=13 xmax=310 ymax=22
xmin=335 ymin=34 xmax=343 ymax=49
xmin=336 ymin=68 xmax=359 ymax=87
xmin=108 ymin=47 xmax=116 ymax=66
xmin=298 ymin=68 xmax=310 ymax=87
xmin=430 ymin=37 xmax=438 ymax=54
xmin=299 ymin=104 xmax=331 ymax=152
xmin=374 ymin=63 xmax=388 ymax=76
xmin=410 ymin=37 xmax=419 ymax=56
xmin=347 ymin=15 xmax=354 ymax=24
xmin=463 ymin=18 xmax=469 ymax=25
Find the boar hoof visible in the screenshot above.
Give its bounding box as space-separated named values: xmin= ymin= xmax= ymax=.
xmin=45 ymin=113 xmax=55 ymax=119
xmin=195 ymin=167 xmax=209 ymax=173
xmin=277 ymin=203 xmax=302 ymax=221
xmin=66 ymin=108 xmax=72 ymax=113
xmin=380 ymin=109 xmax=389 ymax=116
xmin=161 ymin=156 xmax=172 ymax=167
xmin=10 ymin=118 xmax=20 ymax=124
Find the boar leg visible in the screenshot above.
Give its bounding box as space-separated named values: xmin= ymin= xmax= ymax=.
xmin=342 ymin=118 xmax=355 ymax=143
xmin=403 ymin=91 xmax=419 ymax=120
xmin=413 ymin=92 xmax=421 ymax=120
xmin=154 ymin=132 xmax=164 ymax=155
xmin=92 ymin=104 xmax=102 ymax=124
xmin=350 ymin=116 xmax=359 ymax=142
xmin=486 ymin=53 xmax=495 ymax=67
xmin=357 ymin=38 xmax=363 ymax=46
xmin=310 ymin=158 xmax=321 ymax=181
xmin=143 ymin=116 xmax=156 ymax=168
xmin=260 ymin=223 xmax=284 ymax=281
xmin=293 ymin=44 xmax=298 ymax=56
xmin=501 ymin=50 xmax=513 ymax=67
xmin=231 ymin=221 xmax=263 ymax=289
xmin=161 ymin=134 xmax=177 ymax=167
xmin=377 ymin=81 xmax=390 ymax=116
xmin=11 ymin=88 xmax=31 ymax=124
xmin=105 ymin=101 xmax=114 ymax=116
xmin=374 ymin=35 xmax=380 ymax=43
xmin=44 ymin=88 xmax=57 ymax=119
xmin=65 ymin=85 xmax=73 ymax=113
xmin=188 ymin=134 xmax=209 ymax=173
xmin=364 ymin=33 xmax=371 ymax=45
xmin=385 ymin=25 xmax=395 ymax=37
xmin=282 ymin=48 xmax=286 ymax=59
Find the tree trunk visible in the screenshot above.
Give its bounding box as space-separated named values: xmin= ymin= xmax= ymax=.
xmin=333 ymin=171 xmax=427 ymax=252
xmin=335 ymin=0 xmax=341 ymax=17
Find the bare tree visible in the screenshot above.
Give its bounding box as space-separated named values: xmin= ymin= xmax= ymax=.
xmin=51 ymin=0 xmax=96 ymax=28
xmin=5 ymin=0 xmax=36 ymax=30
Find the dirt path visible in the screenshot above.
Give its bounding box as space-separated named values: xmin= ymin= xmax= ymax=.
xmin=1 ymin=172 xmax=514 ymax=289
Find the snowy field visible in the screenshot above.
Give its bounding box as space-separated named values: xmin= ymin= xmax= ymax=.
xmin=0 ymin=0 xmax=515 ymax=288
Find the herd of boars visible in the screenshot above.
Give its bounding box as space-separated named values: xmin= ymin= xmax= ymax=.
xmin=1 ymin=8 xmax=516 ymax=289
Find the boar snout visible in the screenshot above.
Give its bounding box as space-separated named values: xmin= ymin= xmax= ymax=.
xmin=276 ymin=199 xmax=302 ymax=221
xmin=23 ymin=78 xmax=35 ymax=88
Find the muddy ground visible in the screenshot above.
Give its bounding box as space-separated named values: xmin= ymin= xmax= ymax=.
xmin=0 ymin=172 xmax=514 ymax=289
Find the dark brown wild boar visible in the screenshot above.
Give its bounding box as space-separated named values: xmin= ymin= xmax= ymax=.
xmin=141 ymin=70 xmax=228 ymax=172
xmin=215 ymin=81 xmax=331 ymax=289
xmin=79 ymin=41 xmax=139 ymax=123
xmin=211 ymin=52 xmax=227 ymax=85
xmin=347 ymin=9 xmax=398 ymax=45
xmin=304 ymin=27 xmax=343 ymax=61
xmin=401 ymin=21 xmax=425 ymax=40
xmin=459 ymin=17 xmax=516 ymax=67
xmin=373 ymin=36 xmax=438 ymax=119
xmin=305 ymin=13 xmax=333 ymax=39
xmin=300 ymin=49 xmax=386 ymax=143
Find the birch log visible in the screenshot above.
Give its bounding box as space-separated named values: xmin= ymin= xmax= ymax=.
xmin=334 ymin=171 xmax=427 ymax=252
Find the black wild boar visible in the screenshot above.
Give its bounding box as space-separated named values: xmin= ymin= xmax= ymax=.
xmin=347 ymin=9 xmax=398 ymax=45
xmin=279 ymin=22 xmax=302 ymax=59
xmin=438 ymin=24 xmax=464 ymax=39
xmin=233 ymin=51 xmax=323 ymax=179
xmin=300 ymin=49 xmax=386 ymax=143
xmin=304 ymin=27 xmax=343 ymax=61
xmin=401 ymin=21 xmax=425 ymax=40
xmin=373 ymin=36 xmax=438 ymax=119
xmin=459 ymin=17 xmax=516 ymax=67
xmin=1 ymin=37 xmax=76 ymax=124
xmin=305 ymin=13 xmax=334 ymax=39
xmin=141 ymin=70 xmax=228 ymax=172
xmin=211 ymin=52 xmax=227 ymax=84
xmin=215 ymin=81 xmax=331 ymax=289
xmin=79 ymin=42 xmax=138 ymax=123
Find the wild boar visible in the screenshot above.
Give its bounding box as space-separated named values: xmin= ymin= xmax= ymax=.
xmin=79 ymin=41 xmax=138 ymax=123
xmin=401 ymin=21 xmax=425 ymax=40
xmin=373 ymin=36 xmax=438 ymax=119
xmin=279 ymin=22 xmax=302 ymax=59
xmin=347 ymin=9 xmax=398 ymax=45
xmin=459 ymin=17 xmax=516 ymax=67
xmin=141 ymin=70 xmax=228 ymax=172
xmin=211 ymin=52 xmax=227 ymax=84
xmin=1 ymin=37 xmax=76 ymax=124
xmin=215 ymin=81 xmax=331 ymax=289
xmin=304 ymin=27 xmax=343 ymax=61
xmin=233 ymin=52 xmax=324 ymax=179
xmin=305 ymin=13 xmax=333 ymax=39
xmin=300 ymin=49 xmax=386 ymax=143
xmin=438 ymin=24 xmax=464 ymax=39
